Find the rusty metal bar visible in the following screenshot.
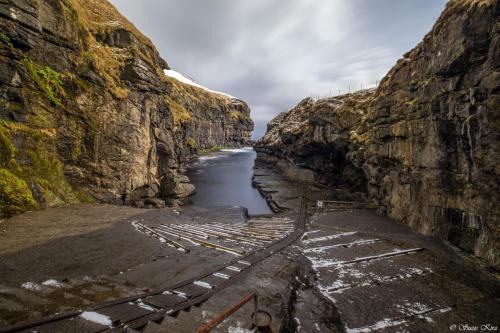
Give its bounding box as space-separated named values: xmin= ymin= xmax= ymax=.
xmin=135 ymin=223 xmax=189 ymax=252
xmin=196 ymin=292 xmax=257 ymax=333
xmin=167 ymin=224 xmax=213 ymax=239
xmin=209 ymin=222 xmax=291 ymax=236
xmin=200 ymin=223 xmax=277 ymax=242
xmin=180 ymin=224 xmax=266 ymax=246
xmin=158 ymin=224 xmax=210 ymax=240
xmin=155 ymin=227 xmax=245 ymax=256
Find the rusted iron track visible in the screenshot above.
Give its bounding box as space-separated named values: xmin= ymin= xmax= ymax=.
xmin=195 ymin=292 xmax=257 ymax=333
xmin=0 ymin=197 xmax=307 ymax=333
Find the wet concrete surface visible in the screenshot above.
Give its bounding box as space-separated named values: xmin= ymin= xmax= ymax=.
xmin=251 ymin=155 xmax=500 ymax=333
xmin=0 ymin=155 xmax=499 ymax=332
xmin=294 ymin=211 xmax=500 ymax=332
xmin=0 ymin=206 xmax=264 ymax=326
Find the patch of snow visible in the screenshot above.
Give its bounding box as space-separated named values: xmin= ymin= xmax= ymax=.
xmin=213 ymin=272 xmax=230 ymax=279
xmin=226 ymin=266 xmax=242 ymax=272
xmin=399 ymin=301 xmax=433 ymax=315
xmin=135 ymin=300 xmax=157 ymax=312
xmin=303 ymin=239 xmax=381 ymax=253
xmin=193 ymin=280 xmax=213 ymax=289
xmin=41 ymin=279 xmax=63 ymax=288
xmin=21 ymin=282 xmax=42 ymax=291
xmin=202 ymin=310 xmax=214 ymax=319
xmin=346 ymin=307 xmax=452 ymax=333
xmin=311 ymin=248 xmax=422 ymax=268
xmin=295 ymin=317 xmax=301 ymax=331
xmin=227 ymin=321 xmax=254 ymax=333
xmin=173 ymin=290 xmax=188 ymax=298
xmin=346 ymin=317 xmax=409 ymax=333
xmin=302 ymin=232 xmax=358 ymax=244
xmin=317 ymin=283 xmax=338 ymax=304
xmin=300 ymin=229 xmax=321 ymax=240
xmin=164 ymin=69 xmax=235 ymax=99
xmin=80 ymin=311 xmax=113 ymax=326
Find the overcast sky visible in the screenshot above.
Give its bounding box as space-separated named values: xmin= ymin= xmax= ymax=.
xmin=110 ymin=0 xmax=447 ymax=138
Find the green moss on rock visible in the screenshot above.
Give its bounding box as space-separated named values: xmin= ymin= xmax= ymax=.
xmin=0 ymin=168 xmax=36 ymax=216
xmin=26 ymin=149 xmax=78 ymax=206
xmin=25 ymin=58 xmax=65 ymax=107
xmin=0 ymin=127 xmax=16 ymax=167
xmin=0 ymin=32 xmax=13 ymax=49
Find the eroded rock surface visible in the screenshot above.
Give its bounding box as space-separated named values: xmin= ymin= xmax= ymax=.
xmin=0 ymin=0 xmax=252 ymax=217
xmin=256 ymin=0 xmax=499 ymax=267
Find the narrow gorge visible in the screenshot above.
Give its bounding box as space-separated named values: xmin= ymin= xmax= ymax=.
xmin=0 ymin=1 xmax=498 ymax=332
xmin=0 ymin=0 xmax=252 ymax=217
xmin=256 ymin=0 xmax=499 ymax=268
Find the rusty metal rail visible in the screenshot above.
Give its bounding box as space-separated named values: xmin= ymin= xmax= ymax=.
xmin=316 ymin=199 xmax=375 ymax=211
xmin=0 ymin=196 xmax=308 ymax=333
xmin=196 ymin=292 xmax=257 ymax=333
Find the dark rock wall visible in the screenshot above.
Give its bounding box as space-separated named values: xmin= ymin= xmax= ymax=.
xmin=257 ymin=0 xmax=499 ymax=267
xmin=362 ymin=0 xmax=499 ymax=265
xmin=256 ymin=90 xmax=374 ymax=202
xmin=0 ymin=0 xmax=252 ymax=216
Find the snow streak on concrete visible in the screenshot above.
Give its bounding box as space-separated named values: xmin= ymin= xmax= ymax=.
xmin=303 ymin=239 xmax=381 ymax=253
xmin=80 ymin=311 xmax=113 ymax=326
xmin=194 ymin=280 xmax=213 ymax=289
xmin=302 ymin=232 xmax=358 ymax=244
xmin=21 ymin=282 xmax=42 ymax=291
xmin=41 ymin=279 xmax=63 ymax=287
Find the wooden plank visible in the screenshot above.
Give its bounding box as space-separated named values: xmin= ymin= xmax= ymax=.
xmin=155 ymin=227 xmax=245 ymax=256
xmin=136 ymin=223 xmax=189 ymax=252
xmin=174 ymin=284 xmax=209 ymax=299
xmin=24 ymin=317 xmax=105 ymax=333
xmin=97 ymin=303 xmax=153 ymax=325
xmin=143 ymin=293 xmax=186 ymax=309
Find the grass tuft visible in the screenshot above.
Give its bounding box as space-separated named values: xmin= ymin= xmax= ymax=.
xmin=25 ymin=58 xmax=65 ymax=106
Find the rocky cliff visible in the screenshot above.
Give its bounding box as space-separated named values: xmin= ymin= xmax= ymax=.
xmin=0 ymin=0 xmax=252 ymax=217
xmin=257 ymin=0 xmax=499 ymax=267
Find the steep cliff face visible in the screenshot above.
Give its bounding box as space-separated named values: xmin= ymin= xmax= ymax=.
xmin=0 ymin=0 xmax=252 ymax=216
xmin=257 ymin=0 xmax=499 ymax=267
xmin=257 ymin=90 xmax=374 ymax=202
xmin=362 ymin=0 xmax=498 ymax=265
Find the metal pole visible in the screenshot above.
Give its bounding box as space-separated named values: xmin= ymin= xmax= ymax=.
xmin=196 ymin=292 xmax=257 ymax=333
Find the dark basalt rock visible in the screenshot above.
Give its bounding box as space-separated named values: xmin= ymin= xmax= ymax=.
xmin=0 ymin=0 xmax=252 ymax=217
xmin=257 ymin=0 xmax=499 ymax=268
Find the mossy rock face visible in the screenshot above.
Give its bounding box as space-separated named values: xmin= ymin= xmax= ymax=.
xmin=0 ymin=127 xmax=16 ymax=167
xmin=0 ymin=168 xmax=36 ymax=217
xmin=0 ymin=0 xmax=253 ymax=216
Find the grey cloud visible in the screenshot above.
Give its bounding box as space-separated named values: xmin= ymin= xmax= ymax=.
xmin=110 ymin=0 xmax=447 ymax=139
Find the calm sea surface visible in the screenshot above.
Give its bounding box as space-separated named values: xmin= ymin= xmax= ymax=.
xmin=186 ymin=148 xmax=272 ymax=215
